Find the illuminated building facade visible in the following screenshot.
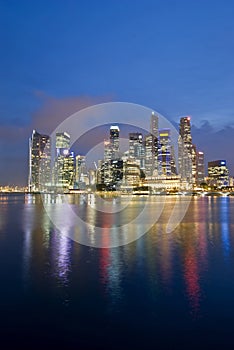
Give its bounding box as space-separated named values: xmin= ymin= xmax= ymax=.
xmin=144 ymin=112 xmax=159 ymax=177
xmin=191 ymin=144 xmax=197 ymax=185
xmin=208 ymin=160 xmax=229 ymax=188
xmin=56 ymin=132 xmax=70 ymax=154
xmin=129 ymin=132 xmax=145 ymax=170
xmin=97 ymin=126 xmax=123 ymax=190
xmin=97 ymin=159 xmax=123 ymax=190
xmin=75 ymin=155 xmax=89 ymax=189
xmin=158 ymin=129 xmax=177 ymax=176
xmin=122 ymin=160 xmax=141 ymax=187
xmin=145 ymin=175 xmax=182 ymax=192
xmin=196 ymin=151 xmax=205 ymax=185
xmin=144 ymin=134 xmax=158 ymax=176
xmin=178 ymin=116 xmax=193 ymax=186
xmin=28 ymin=130 xmax=51 ymax=192
xmin=54 ymin=132 xmax=75 ymax=190
xmin=109 ymin=125 xmax=120 ymax=160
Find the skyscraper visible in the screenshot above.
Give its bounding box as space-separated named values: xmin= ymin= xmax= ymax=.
xmin=150 ymin=112 xmax=159 ymax=138
xmin=191 ymin=144 xmax=197 ymax=185
xmin=54 ymin=132 xmax=75 ymax=190
xmin=109 ymin=125 xmax=120 ymax=160
xmin=97 ymin=126 xmax=122 ymax=190
xmin=144 ymin=112 xmax=159 ymax=177
xmin=28 ymin=130 xmax=51 ymax=192
xmin=178 ymin=116 xmax=193 ymax=185
xmin=196 ymin=151 xmax=205 ymax=185
xmin=129 ymin=132 xmax=145 ymax=169
xmin=208 ymin=160 xmax=229 ymax=188
xmin=158 ymin=129 xmax=175 ymax=176
xmin=75 ymin=155 xmax=89 ymax=189
xmin=56 ymin=132 xmax=70 ymax=156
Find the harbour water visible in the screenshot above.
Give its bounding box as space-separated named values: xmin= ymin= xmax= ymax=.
xmin=0 ymin=193 xmax=234 ymax=349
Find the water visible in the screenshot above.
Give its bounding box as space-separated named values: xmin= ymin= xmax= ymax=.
xmin=0 ymin=194 xmax=234 ymax=349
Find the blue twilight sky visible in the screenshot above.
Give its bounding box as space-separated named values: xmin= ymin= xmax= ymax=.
xmin=0 ymin=0 xmax=234 ymax=184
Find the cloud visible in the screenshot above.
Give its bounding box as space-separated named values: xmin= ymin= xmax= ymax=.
xmin=31 ymin=94 xmax=114 ymax=134
xmin=192 ymin=121 xmax=234 ymax=175
xmin=0 ymin=94 xmax=112 ymax=185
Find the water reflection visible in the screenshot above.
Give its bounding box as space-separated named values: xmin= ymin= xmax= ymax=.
xmin=23 ymin=194 xmax=72 ymax=288
xmin=0 ymin=195 xmax=8 ymax=233
xmin=50 ymin=229 xmax=72 ymax=286
xmin=41 ymin=194 xmax=165 ymax=248
xmin=10 ymin=194 xmax=234 ymax=322
xmin=219 ymin=198 xmax=231 ymax=260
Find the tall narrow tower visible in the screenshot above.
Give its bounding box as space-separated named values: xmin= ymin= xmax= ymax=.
xmin=129 ymin=132 xmax=145 ymax=170
xmin=178 ymin=116 xmax=193 ymax=185
xmin=28 ymin=130 xmax=51 ymax=192
xmin=145 ymin=112 xmax=159 ymax=177
xmin=109 ymin=125 xmax=120 ymax=159
xmin=150 ymin=111 xmax=159 ymax=138
xmin=54 ymin=132 xmax=75 ymax=190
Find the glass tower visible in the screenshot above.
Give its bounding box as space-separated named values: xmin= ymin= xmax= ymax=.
xmin=178 ymin=116 xmax=193 ymax=185
xmin=28 ymin=130 xmax=51 ymax=192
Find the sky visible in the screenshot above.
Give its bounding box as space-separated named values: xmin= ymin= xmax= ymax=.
xmin=1 ymin=0 xmax=234 ymax=185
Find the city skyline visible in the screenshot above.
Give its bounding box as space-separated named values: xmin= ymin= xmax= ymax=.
xmin=1 ymin=0 xmax=234 ymax=185
xmin=27 ymin=111 xmax=233 ymax=194
xmin=0 ymin=112 xmax=234 ymax=188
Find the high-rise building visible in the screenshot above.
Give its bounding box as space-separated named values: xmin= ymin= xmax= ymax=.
xmin=144 ymin=113 xmax=159 ymax=177
xmin=110 ymin=159 xmax=123 ymax=189
xmin=75 ymin=155 xmax=89 ymax=189
xmin=178 ymin=116 xmax=193 ymax=186
xmin=56 ymin=132 xmax=70 ymax=156
xmin=55 ymin=152 xmax=75 ymax=190
xmin=150 ymin=112 xmax=159 ymax=138
xmin=158 ymin=129 xmax=175 ymax=176
xmin=97 ymin=126 xmax=122 ymax=190
xmin=191 ymin=144 xmax=197 ymax=185
xmin=54 ymin=132 xmax=75 ymax=190
xmin=104 ymin=140 xmax=112 ymax=162
xmin=208 ymin=160 xmax=229 ymax=188
xmin=196 ymin=151 xmax=205 ymax=185
xmin=109 ymin=125 xmax=120 ymax=160
xmin=96 ymin=159 xmax=123 ymax=190
xmin=28 ymin=130 xmax=51 ymax=192
xmin=129 ymin=132 xmax=145 ymax=169
xmin=89 ymin=169 xmax=96 ymax=186
xmin=123 ymin=160 xmax=141 ymax=187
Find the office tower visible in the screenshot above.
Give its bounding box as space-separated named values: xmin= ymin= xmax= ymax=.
xmin=75 ymin=155 xmax=89 ymax=189
xmin=110 ymin=159 xmax=123 ymax=188
xmin=96 ymin=160 xmax=105 ymax=188
xmin=28 ymin=130 xmax=51 ymax=192
xmin=191 ymin=144 xmax=197 ymax=185
xmin=54 ymin=132 xmax=75 ymax=190
xmin=55 ymin=151 xmax=75 ymax=190
xmin=89 ymin=169 xmax=96 ymax=186
xmin=96 ymin=159 xmax=123 ymax=190
xmin=208 ymin=160 xmax=229 ymax=188
xmin=144 ymin=112 xmax=159 ymax=177
xmin=104 ymin=140 xmax=112 ymax=162
xmin=129 ymin=132 xmax=145 ymax=170
xmin=109 ymin=125 xmax=120 ymax=160
xmin=178 ymin=116 xmax=193 ymax=184
xmin=56 ymin=132 xmax=70 ymax=155
xmin=97 ymin=125 xmax=122 ymax=190
xmin=158 ymin=129 xmax=174 ymax=176
xmin=196 ymin=151 xmax=205 ymax=185
xmin=123 ymin=160 xmax=141 ymax=187
xmin=170 ymin=145 xmax=177 ymax=176
xmin=150 ymin=111 xmax=159 ymax=138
